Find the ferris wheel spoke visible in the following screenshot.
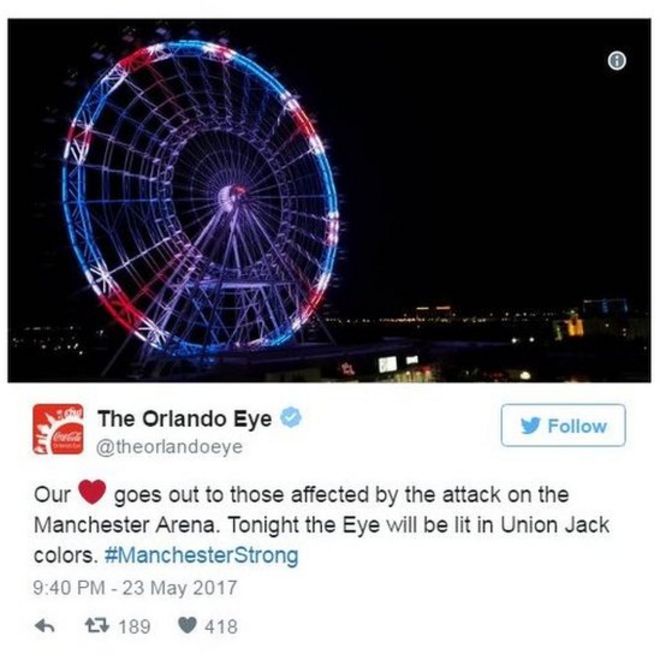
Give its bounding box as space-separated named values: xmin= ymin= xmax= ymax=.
xmin=170 ymin=56 xmax=206 ymax=121
xmin=145 ymin=65 xmax=186 ymax=114
xmin=244 ymin=200 xmax=281 ymax=237
xmin=197 ymin=138 xmax=237 ymax=179
xmin=249 ymin=197 xmax=316 ymax=226
xmin=172 ymin=197 xmax=213 ymax=219
xmin=222 ymin=62 xmax=233 ymax=122
xmin=177 ymin=203 xmax=227 ymax=240
xmin=169 ymin=133 xmax=214 ymax=169
xmin=249 ymin=168 xmax=321 ymax=196
xmin=248 ymin=208 xmax=317 ymax=290
xmin=243 ymin=137 xmax=271 ymax=181
xmin=264 ymin=210 xmax=327 ymax=248
xmin=247 ymin=84 xmax=272 ymax=136
xmin=229 ymin=131 xmax=262 ymax=184
xmin=283 ymin=206 xmax=329 ymax=225
xmin=265 ymin=128 xmax=309 ymax=164
xmin=253 ymin=192 xmax=327 ymax=201
xmin=73 ymin=197 xmax=161 ymax=205
xmin=248 ymin=180 xmax=286 ymax=196
xmin=229 ymin=226 xmax=243 ymax=273
xmin=74 ymin=163 xmax=156 ymax=184
xmin=166 ymin=192 xmax=218 ymax=204
xmin=99 ymin=234 xmax=181 ymax=279
xmin=284 ymin=237 xmax=324 ymax=275
xmin=250 ymin=199 xmax=326 ymax=238
xmin=171 ymin=156 xmax=223 ymax=194
xmin=238 ymin=71 xmax=253 ymax=128
xmin=188 ymin=133 xmax=238 ymax=179
xmin=238 ymin=141 xmax=260 ymax=182
xmin=260 ymin=104 xmax=289 ymax=148
xmin=176 ymin=202 xmax=222 ymax=225
xmin=197 ymin=58 xmax=223 ymax=121
xmin=233 ymin=217 xmax=262 ymax=271
xmin=121 ymin=77 xmax=183 ymax=132
xmin=243 ymin=152 xmax=289 ymax=191
xmin=102 ymin=99 xmax=168 ymax=144
xmin=221 ymin=134 xmax=242 ymax=179
xmin=242 ymin=156 xmax=276 ymax=192
xmin=88 ymin=129 xmax=159 ymax=165
xmin=171 ymin=157 xmax=226 ymax=193
xmin=86 ymin=203 xmax=134 ymax=240
xmin=248 ymin=150 xmax=316 ymax=189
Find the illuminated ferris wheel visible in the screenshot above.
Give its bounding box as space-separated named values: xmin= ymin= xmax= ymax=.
xmin=62 ymin=40 xmax=339 ymax=358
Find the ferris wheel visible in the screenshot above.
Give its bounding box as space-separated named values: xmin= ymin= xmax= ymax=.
xmin=62 ymin=40 xmax=339 ymax=358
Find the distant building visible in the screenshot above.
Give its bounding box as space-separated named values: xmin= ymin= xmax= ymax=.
xmin=582 ymin=298 xmax=629 ymax=317
xmin=553 ymin=312 xmax=584 ymax=341
xmin=554 ymin=297 xmax=648 ymax=342
xmin=413 ymin=305 xmax=452 ymax=320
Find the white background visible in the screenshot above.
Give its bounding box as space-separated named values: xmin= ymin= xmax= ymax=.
xmin=1 ymin=2 xmax=658 ymax=658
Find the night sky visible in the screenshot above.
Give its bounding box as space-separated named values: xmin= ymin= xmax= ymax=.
xmin=8 ymin=19 xmax=650 ymax=329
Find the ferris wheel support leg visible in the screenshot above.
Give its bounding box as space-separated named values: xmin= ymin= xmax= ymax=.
xmin=306 ymin=308 xmax=336 ymax=346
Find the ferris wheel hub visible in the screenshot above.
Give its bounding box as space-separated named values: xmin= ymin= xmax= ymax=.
xmin=218 ymin=184 xmax=248 ymax=214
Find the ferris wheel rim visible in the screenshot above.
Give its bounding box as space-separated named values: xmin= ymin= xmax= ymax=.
xmin=61 ymin=40 xmax=339 ymax=357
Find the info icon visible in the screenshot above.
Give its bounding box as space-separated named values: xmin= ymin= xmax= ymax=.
xmin=33 ymin=404 xmax=84 ymax=455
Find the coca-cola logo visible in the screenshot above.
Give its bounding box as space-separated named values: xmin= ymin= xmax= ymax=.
xmin=33 ymin=404 xmax=84 ymax=455
xmin=53 ymin=428 xmax=83 ymax=444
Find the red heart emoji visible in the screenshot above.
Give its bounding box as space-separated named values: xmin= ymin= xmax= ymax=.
xmin=78 ymin=479 xmax=106 ymax=504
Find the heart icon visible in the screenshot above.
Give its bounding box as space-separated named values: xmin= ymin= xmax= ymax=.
xmin=178 ymin=617 xmax=197 ymax=634
xmin=78 ymin=479 xmax=106 ymax=504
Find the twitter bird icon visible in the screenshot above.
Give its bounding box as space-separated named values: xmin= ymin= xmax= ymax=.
xmin=521 ymin=417 xmax=541 ymax=434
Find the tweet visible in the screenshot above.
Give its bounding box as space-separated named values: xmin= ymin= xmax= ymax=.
xmin=2 ymin=4 xmax=658 ymax=659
